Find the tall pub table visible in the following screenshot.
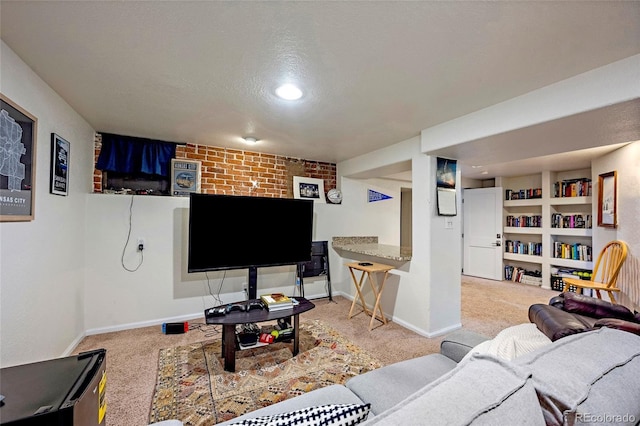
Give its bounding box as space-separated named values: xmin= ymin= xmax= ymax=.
xmin=205 ymin=297 xmax=315 ymax=372
xmin=346 ymin=262 xmax=395 ymax=331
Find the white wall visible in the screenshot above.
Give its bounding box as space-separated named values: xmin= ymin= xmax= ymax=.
xmin=592 ymin=141 xmax=640 ymax=309
xmin=334 ymin=136 xmax=462 ymax=336
xmin=83 ymin=195 xmax=339 ymax=333
xmin=0 ymin=41 xmax=95 ymax=367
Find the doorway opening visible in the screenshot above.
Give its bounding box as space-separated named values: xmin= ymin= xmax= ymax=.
xmin=401 ymin=187 xmax=412 ymax=248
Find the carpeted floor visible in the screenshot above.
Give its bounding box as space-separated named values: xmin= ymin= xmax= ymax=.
xmin=73 ymin=276 xmax=556 ymax=425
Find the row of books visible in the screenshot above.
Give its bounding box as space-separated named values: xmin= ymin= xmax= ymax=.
xmin=505 ymin=188 xmax=542 ymax=200
xmin=506 ymin=215 xmax=542 ymax=228
xmin=552 ymin=242 xmax=592 ymax=261
xmin=505 ymin=240 xmax=542 ymax=256
xmin=553 ymin=178 xmax=592 ymax=198
xmin=550 ymin=213 xmax=592 ymax=229
xmin=504 ymin=266 xmax=542 ymax=285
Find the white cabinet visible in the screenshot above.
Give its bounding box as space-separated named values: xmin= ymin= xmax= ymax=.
xmin=501 ymin=169 xmax=593 ymax=289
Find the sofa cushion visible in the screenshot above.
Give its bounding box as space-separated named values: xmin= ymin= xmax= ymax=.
xmin=346 ymin=353 xmax=456 ymax=415
xmin=513 ymin=327 xmax=640 ymax=426
xmin=229 ymin=403 xmax=371 ymax=426
xmin=440 ymin=329 xmax=490 ymax=363
xmin=461 ymin=323 xmax=551 ymax=362
xmin=528 ymin=304 xmax=597 ymax=341
xmin=362 ymin=354 xmax=545 ymax=425
xmin=562 ymin=291 xmax=636 ymax=321
xmin=216 ymin=385 xmax=367 ymax=426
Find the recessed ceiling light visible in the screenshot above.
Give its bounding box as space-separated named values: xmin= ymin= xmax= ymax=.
xmin=275 ymin=84 xmax=303 ymax=100
xmin=243 ymin=136 xmax=258 ymax=144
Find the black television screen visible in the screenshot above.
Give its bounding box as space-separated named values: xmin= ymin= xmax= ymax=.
xmin=188 ymin=193 xmax=314 ymax=276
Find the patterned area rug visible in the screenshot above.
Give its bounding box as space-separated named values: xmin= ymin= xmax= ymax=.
xmin=149 ymin=320 xmax=382 ymax=425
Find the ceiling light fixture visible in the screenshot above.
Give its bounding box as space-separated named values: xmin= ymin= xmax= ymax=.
xmin=243 ymin=137 xmax=258 ymax=144
xmin=275 ymin=84 xmax=303 ymax=100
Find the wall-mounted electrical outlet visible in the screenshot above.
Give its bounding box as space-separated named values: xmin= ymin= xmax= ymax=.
xmin=137 ymin=238 xmax=145 ymax=251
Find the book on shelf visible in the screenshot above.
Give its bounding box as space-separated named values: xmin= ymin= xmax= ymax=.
xmin=505 ymin=188 xmax=542 ymax=200
xmin=553 ymin=178 xmax=592 ymax=198
xmin=260 ymin=293 xmax=294 ymax=310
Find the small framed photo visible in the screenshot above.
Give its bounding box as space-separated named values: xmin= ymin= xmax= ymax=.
xmin=293 ymin=176 xmax=325 ymax=203
xmin=597 ymin=171 xmax=617 ymax=228
xmin=50 ymin=133 xmax=70 ymax=196
xmin=437 ymin=187 xmax=457 ymax=216
xmin=171 ymin=159 xmax=201 ymax=196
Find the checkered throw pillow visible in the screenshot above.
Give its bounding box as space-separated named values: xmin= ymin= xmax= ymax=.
xmin=230 ymin=403 xmax=371 ymax=426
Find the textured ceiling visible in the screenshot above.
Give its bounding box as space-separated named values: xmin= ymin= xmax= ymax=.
xmin=1 ymin=1 xmax=639 ymax=177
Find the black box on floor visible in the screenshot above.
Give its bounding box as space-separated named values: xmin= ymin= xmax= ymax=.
xmin=162 ymin=322 xmax=188 ymax=334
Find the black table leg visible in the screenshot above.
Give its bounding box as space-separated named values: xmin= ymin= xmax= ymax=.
xmin=293 ymin=314 xmax=300 ymax=356
xmin=223 ymin=323 xmax=236 ymax=372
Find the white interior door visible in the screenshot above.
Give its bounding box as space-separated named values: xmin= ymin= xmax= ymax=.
xmin=463 ymin=187 xmax=503 ymax=280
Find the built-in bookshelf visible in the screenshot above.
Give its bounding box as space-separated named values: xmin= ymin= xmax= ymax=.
xmin=501 ymin=168 xmax=594 ymax=289
xmin=505 ymin=240 xmax=542 ymax=256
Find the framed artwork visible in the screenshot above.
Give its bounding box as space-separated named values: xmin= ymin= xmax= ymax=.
xmin=0 ymin=94 xmax=38 ymax=222
xmin=436 ymin=157 xmax=456 ymax=189
xmin=437 ymin=187 xmax=457 ymax=216
xmin=170 ymin=159 xmax=201 ymax=196
xmin=293 ymin=176 xmax=325 ymax=203
xmin=50 ymin=133 xmax=70 ymax=196
xmin=597 ymin=171 xmax=617 ymax=228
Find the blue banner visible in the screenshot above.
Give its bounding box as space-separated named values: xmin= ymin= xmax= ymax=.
xmin=368 ymin=189 xmax=393 ymax=202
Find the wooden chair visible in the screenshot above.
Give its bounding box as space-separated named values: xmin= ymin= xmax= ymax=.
xmin=562 ymin=240 xmax=628 ymax=304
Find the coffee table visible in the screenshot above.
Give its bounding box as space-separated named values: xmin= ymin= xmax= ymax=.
xmin=205 ymin=297 xmax=315 ymax=372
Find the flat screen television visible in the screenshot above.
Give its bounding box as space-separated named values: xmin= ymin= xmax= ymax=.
xmin=188 ymin=193 xmax=314 ymax=299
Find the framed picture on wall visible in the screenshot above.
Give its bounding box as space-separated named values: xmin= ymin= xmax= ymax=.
xmin=171 ymin=159 xmax=201 ymax=196
xmin=0 ymin=93 xmax=38 ymax=221
xmin=293 ymin=176 xmax=325 ymax=203
xmin=50 ymin=133 xmax=70 ymax=196
xmin=437 ymin=187 xmax=457 ymax=216
xmin=597 ymin=170 xmax=617 ymax=228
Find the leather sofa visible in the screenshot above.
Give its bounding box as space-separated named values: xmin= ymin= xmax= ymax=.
xmin=529 ymin=291 xmax=640 ymax=341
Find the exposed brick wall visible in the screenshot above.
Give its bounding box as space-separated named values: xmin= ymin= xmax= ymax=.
xmin=93 ymin=134 xmax=337 ymax=198
xmin=93 ymin=133 xmax=103 ymax=193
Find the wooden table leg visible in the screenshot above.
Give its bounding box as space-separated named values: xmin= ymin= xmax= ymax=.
xmin=292 ymin=314 xmax=300 ymax=356
xmin=222 ymin=323 xmax=236 ymax=372
xmin=369 ymin=271 xmax=389 ymax=330
xmin=348 ymin=267 xmax=371 ymax=319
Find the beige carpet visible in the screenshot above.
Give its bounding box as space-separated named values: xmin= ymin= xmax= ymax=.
xmin=72 ymin=276 xmax=556 ymax=425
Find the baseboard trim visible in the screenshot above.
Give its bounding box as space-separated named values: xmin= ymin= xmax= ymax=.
xmin=62 ymin=332 xmax=87 ymax=357
xmin=85 ymin=312 xmax=204 ymax=336
xmin=80 ymin=292 xmax=460 ymax=346
xmin=330 ymin=292 xmax=462 ymax=338
xmin=83 ymin=292 xmax=335 ymax=338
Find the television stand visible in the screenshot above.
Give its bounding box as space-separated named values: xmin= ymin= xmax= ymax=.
xmin=205 ymin=297 xmax=315 ymax=372
xmin=247 ymin=266 xmax=258 ymax=300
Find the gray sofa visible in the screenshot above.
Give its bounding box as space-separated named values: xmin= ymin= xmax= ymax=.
xmin=211 ymin=326 xmax=640 ymax=426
